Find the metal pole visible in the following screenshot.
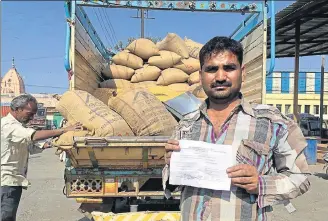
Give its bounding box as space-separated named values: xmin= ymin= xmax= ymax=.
xmin=293 ymin=20 xmax=300 ymax=123
xmin=320 ymin=55 xmax=325 ymax=138
xmin=141 ymin=8 xmax=145 ymax=38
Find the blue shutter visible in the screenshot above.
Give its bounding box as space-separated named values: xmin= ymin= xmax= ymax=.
xmin=298 ymin=72 xmax=306 ymax=94
xmin=266 ymin=73 xmax=273 ymax=93
xmin=315 ymin=72 xmax=321 ymax=94
xmin=281 ymin=72 xmax=290 ymax=94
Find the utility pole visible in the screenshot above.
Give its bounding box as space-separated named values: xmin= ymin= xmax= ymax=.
xmin=131 ymin=9 xmax=155 ymax=38
xmin=293 ymin=20 xmax=300 ymax=124
xmin=319 ymin=55 xmax=325 ymax=138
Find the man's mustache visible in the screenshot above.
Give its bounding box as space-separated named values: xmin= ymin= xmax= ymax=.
xmin=210 ymin=81 xmax=232 ymax=88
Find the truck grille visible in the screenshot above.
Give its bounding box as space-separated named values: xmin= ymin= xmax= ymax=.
xmin=70 ymin=179 xmax=102 ymax=194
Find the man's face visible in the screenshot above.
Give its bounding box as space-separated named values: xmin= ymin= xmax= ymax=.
xmin=200 ymin=50 xmax=244 ymax=104
xmin=16 ymin=102 xmax=38 ymax=124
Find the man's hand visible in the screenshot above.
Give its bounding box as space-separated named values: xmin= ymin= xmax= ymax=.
xmin=42 ymin=141 xmax=52 ymax=149
xmin=165 ymin=139 xmax=180 ymax=165
xmin=63 ymin=122 xmax=83 ymax=132
xmin=227 ymin=164 xmax=259 ymax=194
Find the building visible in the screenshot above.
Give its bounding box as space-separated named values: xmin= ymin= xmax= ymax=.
xmin=1 ymin=58 xmax=60 ymax=123
xmin=1 ymin=58 xmax=26 ymax=95
xmin=266 ymin=71 xmax=328 ymax=120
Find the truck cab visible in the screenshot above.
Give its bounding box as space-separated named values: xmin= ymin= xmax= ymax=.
xmin=26 ymin=103 xmax=48 ymax=130
xmin=287 ymin=113 xmax=328 ymax=140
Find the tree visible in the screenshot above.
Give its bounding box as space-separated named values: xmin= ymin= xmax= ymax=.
xmin=113 ymin=36 xmax=162 ymax=52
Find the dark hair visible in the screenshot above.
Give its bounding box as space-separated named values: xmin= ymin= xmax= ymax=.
xmin=199 ymin=36 xmax=243 ymax=68
xmin=10 ymin=94 xmax=37 ymax=111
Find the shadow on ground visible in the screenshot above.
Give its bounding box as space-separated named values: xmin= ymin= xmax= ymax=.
xmin=314 ymin=172 xmax=328 ymax=180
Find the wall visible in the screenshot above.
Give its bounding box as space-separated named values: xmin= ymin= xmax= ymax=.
xmin=265 ymin=72 xmax=328 ymax=120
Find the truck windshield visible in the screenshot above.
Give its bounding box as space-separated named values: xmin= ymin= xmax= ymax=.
xmin=37 ymin=109 xmax=46 ymax=117
xmin=309 ymin=121 xmax=320 ymax=130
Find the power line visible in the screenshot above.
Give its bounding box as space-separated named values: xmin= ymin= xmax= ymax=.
xmin=92 ymin=8 xmax=113 ymax=49
xmin=98 ymin=8 xmax=116 ymax=48
xmin=101 ymin=8 xmax=118 ymax=44
xmin=1 ymin=82 xmax=68 ymax=89
xmin=1 ymin=56 xmax=63 ymax=63
xmin=131 ymin=9 xmax=155 ymax=38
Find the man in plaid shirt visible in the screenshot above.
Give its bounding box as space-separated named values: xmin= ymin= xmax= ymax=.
xmin=163 ymin=36 xmax=310 ymax=221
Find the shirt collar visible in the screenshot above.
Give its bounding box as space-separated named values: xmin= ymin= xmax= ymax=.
xmin=199 ymin=93 xmax=255 ymax=118
xmin=7 ymin=113 xmax=25 ymax=126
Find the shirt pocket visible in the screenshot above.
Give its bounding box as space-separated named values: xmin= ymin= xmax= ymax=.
xmin=236 ymin=139 xmax=271 ymax=174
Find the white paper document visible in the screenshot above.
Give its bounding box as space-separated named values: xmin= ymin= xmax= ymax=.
xmin=169 ymin=140 xmax=233 ymax=191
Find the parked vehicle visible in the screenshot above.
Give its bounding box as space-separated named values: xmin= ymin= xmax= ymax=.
xmin=287 ymin=113 xmax=328 ymax=140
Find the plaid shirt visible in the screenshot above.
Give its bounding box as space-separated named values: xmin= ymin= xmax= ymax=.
xmin=162 ymin=95 xmax=310 ymax=221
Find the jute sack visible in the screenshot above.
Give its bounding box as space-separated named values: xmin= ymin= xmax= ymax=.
xmin=156 ymin=33 xmax=189 ymax=59
xmin=131 ymin=65 xmax=161 ymax=83
xmin=132 ymin=81 xmax=157 ymax=89
xmin=102 ymin=64 xmax=135 ymax=80
xmin=112 ymin=51 xmax=143 ymax=69
xmin=108 ymin=88 xmax=177 ymax=136
xmin=184 ymin=37 xmax=203 ymax=59
xmin=92 ymin=88 xmax=122 ymax=105
xmin=56 ymin=90 xmax=134 ymax=137
xmin=126 ymin=38 xmax=160 ymax=60
xmin=157 ymin=68 xmax=189 ymax=86
xmin=188 ymin=71 xmax=200 ymax=85
xmin=168 ymin=83 xmax=190 ymax=93
xmin=100 ymin=79 xmax=133 ymax=89
xmin=148 ymin=50 xmax=181 ymax=69
xmin=173 ymin=57 xmax=200 ymax=74
xmin=52 ymin=130 xmax=93 ymax=148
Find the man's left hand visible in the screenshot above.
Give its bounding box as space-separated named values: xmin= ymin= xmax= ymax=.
xmin=227 ymin=164 xmax=259 ymax=194
xmin=42 ymin=142 xmax=52 ymax=149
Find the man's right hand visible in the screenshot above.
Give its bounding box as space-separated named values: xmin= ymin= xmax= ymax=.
xmin=63 ymin=122 xmax=83 ymax=132
xmin=165 ymin=139 xmax=180 ymax=165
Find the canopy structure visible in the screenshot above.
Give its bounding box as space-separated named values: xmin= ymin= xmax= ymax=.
xmin=268 ymin=0 xmax=328 ymax=58
xmin=267 ymin=0 xmax=327 ymax=131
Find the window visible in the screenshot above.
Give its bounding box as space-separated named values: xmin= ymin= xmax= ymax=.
xmin=304 ymin=105 xmax=310 ymax=114
xmin=313 ymin=105 xmax=320 ymax=115
xmin=276 ymin=104 xmax=282 ymax=112
xmin=324 ymin=105 xmax=328 ymax=115
xmin=300 ymin=121 xmax=308 ymax=130
xmin=298 ymin=105 xmax=302 ymax=113
xmin=36 ymin=109 xmax=45 ymax=117
xmin=285 ymin=104 xmax=291 ymax=115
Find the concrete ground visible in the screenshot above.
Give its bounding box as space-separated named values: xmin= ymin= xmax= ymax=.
xmin=17 ymin=149 xmax=328 ymax=221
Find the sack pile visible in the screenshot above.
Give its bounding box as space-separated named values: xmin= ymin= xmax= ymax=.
xmin=101 ymin=33 xmax=203 ymax=92
xmin=53 ymin=89 xmax=179 ymax=147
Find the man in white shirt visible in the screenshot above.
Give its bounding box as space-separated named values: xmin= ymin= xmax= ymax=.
xmin=1 ymin=94 xmax=82 ymax=221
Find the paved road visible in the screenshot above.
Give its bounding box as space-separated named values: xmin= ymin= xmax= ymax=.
xmin=17 ymin=149 xmax=87 ymax=221
xmin=17 ymin=149 xmax=328 ymax=221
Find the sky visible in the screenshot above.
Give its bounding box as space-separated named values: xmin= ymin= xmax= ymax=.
xmin=1 ymin=1 xmax=327 ymax=94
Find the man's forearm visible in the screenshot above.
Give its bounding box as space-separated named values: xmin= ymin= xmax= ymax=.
xmin=32 ymin=129 xmax=65 ymax=141
xmin=257 ymin=172 xmax=310 ymax=208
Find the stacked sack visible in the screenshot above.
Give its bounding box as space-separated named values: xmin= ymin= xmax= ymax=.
xmin=100 ymin=33 xmax=206 ymax=99
xmin=52 ymin=89 xmax=178 ymax=147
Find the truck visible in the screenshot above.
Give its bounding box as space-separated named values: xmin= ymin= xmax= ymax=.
xmin=287 ymin=113 xmax=328 ymax=142
xmin=62 ymin=1 xmax=276 ymax=220
xmin=26 ymin=103 xmax=48 ymax=130
xmin=1 ymin=102 xmax=11 ymax=117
